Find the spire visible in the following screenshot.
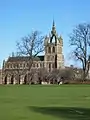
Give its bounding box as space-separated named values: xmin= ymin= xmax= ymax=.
xmin=50 ymin=19 xmax=57 ymax=44
xmin=53 ymin=19 xmax=55 ymax=27
xmin=51 ymin=19 xmax=56 ymax=36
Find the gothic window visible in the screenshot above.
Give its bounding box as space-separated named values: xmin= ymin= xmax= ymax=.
xmin=16 ymin=64 xmax=19 ymax=68
xmin=53 ymin=46 xmax=55 ymax=53
xmin=13 ymin=64 xmax=16 ymax=68
xmin=23 ymin=63 xmax=25 ymax=68
xmin=49 ymin=63 xmax=51 ymax=71
xmin=37 ymin=63 xmax=38 ymax=67
xmin=26 ymin=63 xmax=28 ymax=67
xmin=48 ymin=47 xmax=51 ymax=53
xmin=4 ymin=75 xmax=7 ymax=84
xmin=13 ymin=63 xmax=16 ymax=68
xmin=51 ymin=56 xmax=54 ymax=61
xmin=9 ymin=64 xmax=12 ymax=68
xmin=52 ymin=63 xmax=55 ymax=68
xmin=7 ymin=64 xmax=9 ymax=68
xmin=47 ymin=56 xmax=50 ymax=61
xmin=19 ymin=63 xmax=22 ymax=68
xmin=11 ymin=75 xmax=14 ymax=84
xmin=49 ymin=63 xmax=51 ymax=68
xmin=11 ymin=64 xmax=12 ymax=68
xmin=43 ymin=63 xmax=44 ymax=68
xmin=40 ymin=63 xmax=42 ymax=67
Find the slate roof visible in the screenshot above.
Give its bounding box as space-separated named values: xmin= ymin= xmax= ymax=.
xmin=7 ymin=56 xmax=44 ymax=62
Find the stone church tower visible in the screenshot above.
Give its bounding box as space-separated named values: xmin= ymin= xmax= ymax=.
xmin=44 ymin=20 xmax=64 ymax=71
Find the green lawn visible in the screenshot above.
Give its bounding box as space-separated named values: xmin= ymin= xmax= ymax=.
xmin=0 ymin=85 xmax=90 ymax=120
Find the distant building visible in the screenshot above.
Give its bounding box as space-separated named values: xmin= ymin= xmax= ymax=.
xmin=86 ymin=56 xmax=90 ymax=79
xmin=2 ymin=21 xmax=64 ymax=84
xmin=0 ymin=69 xmax=2 ymax=84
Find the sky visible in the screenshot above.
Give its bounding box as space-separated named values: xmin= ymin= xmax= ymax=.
xmin=0 ymin=0 xmax=90 ymax=68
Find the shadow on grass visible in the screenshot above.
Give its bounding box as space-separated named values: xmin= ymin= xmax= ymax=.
xmin=28 ymin=106 xmax=90 ymax=120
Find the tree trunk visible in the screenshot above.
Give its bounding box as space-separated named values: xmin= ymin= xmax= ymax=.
xmin=83 ymin=70 xmax=86 ymax=81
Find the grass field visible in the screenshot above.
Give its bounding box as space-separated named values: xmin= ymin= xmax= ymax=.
xmin=0 ymin=85 xmax=90 ymax=120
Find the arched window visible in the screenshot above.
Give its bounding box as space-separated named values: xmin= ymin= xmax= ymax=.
xmin=49 ymin=63 xmax=51 ymax=68
xmin=37 ymin=63 xmax=38 ymax=67
xmin=52 ymin=63 xmax=55 ymax=68
xmin=11 ymin=75 xmax=14 ymax=84
xmin=43 ymin=63 xmax=44 ymax=68
xmin=23 ymin=63 xmax=25 ymax=68
xmin=7 ymin=64 xmax=9 ymax=68
xmin=40 ymin=63 xmax=42 ymax=67
xmin=4 ymin=75 xmax=7 ymax=84
xmin=48 ymin=47 xmax=51 ymax=53
xmin=53 ymin=46 xmax=55 ymax=53
xmin=19 ymin=63 xmax=22 ymax=68
xmin=49 ymin=63 xmax=51 ymax=71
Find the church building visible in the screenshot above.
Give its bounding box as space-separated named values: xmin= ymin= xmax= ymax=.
xmin=1 ymin=21 xmax=64 ymax=84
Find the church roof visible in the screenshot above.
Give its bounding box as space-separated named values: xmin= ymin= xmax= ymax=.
xmin=7 ymin=56 xmax=44 ymax=62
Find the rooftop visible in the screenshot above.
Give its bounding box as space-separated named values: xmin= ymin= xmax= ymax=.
xmin=7 ymin=56 xmax=44 ymax=62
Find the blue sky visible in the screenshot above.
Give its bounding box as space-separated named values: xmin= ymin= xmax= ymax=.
xmin=0 ymin=0 xmax=90 ymax=68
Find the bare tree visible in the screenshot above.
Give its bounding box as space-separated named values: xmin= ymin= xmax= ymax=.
xmin=69 ymin=23 xmax=90 ymax=80
xmin=59 ymin=68 xmax=75 ymax=81
xmin=16 ymin=30 xmax=45 ymax=82
xmin=37 ymin=68 xmax=48 ymax=83
xmin=43 ymin=68 xmax=75 ymax=84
